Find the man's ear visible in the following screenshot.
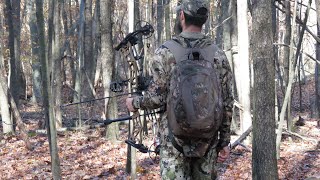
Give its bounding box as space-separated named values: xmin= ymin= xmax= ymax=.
xmin=179 ymin=11 xmax=185 ymax=21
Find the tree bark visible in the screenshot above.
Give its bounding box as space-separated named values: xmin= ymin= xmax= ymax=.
xmin=236 ymin=0 xmax=252 ymax=133
xmin=74 ymin=0 xmax=85 ymax=126
xmin=230 ymin=0 xmax=239 ymax=133
xmin=51 ymin=0 xmax=63 ymax=128
xmin=100 ymin=0 xmax=118 ymax=141
xmin=12 ymin=0 xmax=26 ymax=102
xmin=126 ymin=1 xmax=137 ymax=178
xmin=251 ymin=1 xmax=279 ymax=179
xmin=83 ymin=0 xmax=95 ymax=100
xmin=221 ymin=0 xmax=239 ymax=134
xmin=204 ymin=0 xmax=211 ymax=34
xmin=164 ymin=0 xmax=171 ymax=41
xmin=315 ymin=0 xmax=320 ymax=123
xmin=215 ymin=2 xmax=223 ymax=47
xmin=5 ymin=0 xmax=19 ymax=120
xmin=282 ymin=0 xmax=292 ymax=88
xmin=0 ymin=6 xmax=12 ymax=134
xmin=28 ymin=0 xmax=42 ymax=104
xmin=93 ymin=0 xmax=102 ymax=87
xmin=36 ymin=0 xmax=61 ymax=178
xmin=157 ymin=0 xmax=164 ymax=45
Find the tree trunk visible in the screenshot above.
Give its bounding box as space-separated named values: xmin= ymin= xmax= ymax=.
xmin=215 ymin=2 xmax=223 ymax=47
xmin=222 ymin=0 xmax=239 ymax=133
xmin=50 ymin=0 xmax=63 ymax=129
xmin=0 ymin=74 xmax=12 ymax=134
xmin=164 ymin=0 xmax=171 ymax=41
xmin=28 ymin=0 xmax=42 ymax=104
xmin=204 ymin=0 xmax=211 ymax=34
xmin=230 ymin=0 xmax=239 ymax=133
xmin=273 ymin=1 xmax=281 ymax=123
xmin=0 ymin=6 xmax=12 ymax=134
xmin=93 ymin=0 xmax=102 ymax=87
xmin=282 ymin=0 xmax=292 ymax=88
xmin=222 ymin=0 xmax=232 ymax=62
xmin=315 ymin=0 xmax=320 ymax=123
xmin=74 ymin=0 xmax=85 ymax=126
xmin=157 ymin=0 xmax=164 ymax=45
xmin=251 ymin=0 xmax=279 ymax=179
xmin=236 ymin=0 xmax=252 ymax=133
xmin=5 ymin=0 xmax=18 ymax=130
xmin=126 ymin=1 xmax=137 ymax=178
xmin=100 ymin=0 xmax=118 ymax=141
xmin=83 ymin=0 xmax=95 ymax=100
xmin=36 ymin=0 xmax=61 ymax=178
xmin=12 ymin=0 xmax=26 ymax=102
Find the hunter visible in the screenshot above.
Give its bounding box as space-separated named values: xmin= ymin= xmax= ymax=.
xmin=126 ymin=0 xmax=233 ymax=180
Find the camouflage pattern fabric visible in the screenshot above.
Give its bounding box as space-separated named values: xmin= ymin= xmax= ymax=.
xmin=177 ymin=0 xmax=209 ymax=18
xmin=132 ymin=31 xmax=234 ymax=179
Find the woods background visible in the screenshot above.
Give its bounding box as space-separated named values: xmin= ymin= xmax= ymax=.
xmin=0 ymin=0 xmax=319 ymax=179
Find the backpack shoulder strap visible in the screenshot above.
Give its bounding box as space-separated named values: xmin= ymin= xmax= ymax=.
xmin=199 ymin=43 xmax=218 ymax=61
xmin=162 ymin=40 xmax=190 ymax=62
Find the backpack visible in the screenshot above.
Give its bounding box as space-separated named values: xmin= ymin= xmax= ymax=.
xmin=163 ymin=40 xmax=223 ymax=157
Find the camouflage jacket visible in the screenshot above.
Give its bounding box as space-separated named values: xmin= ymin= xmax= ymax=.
xmin=133 ymin=31 xmax=234 ymax=148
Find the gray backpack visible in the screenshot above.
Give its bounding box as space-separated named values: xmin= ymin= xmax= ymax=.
xmin=164 ymin=40 xmax=223 ymax=157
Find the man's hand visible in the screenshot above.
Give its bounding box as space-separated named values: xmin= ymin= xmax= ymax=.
xmin=217 ymin=146 xmax=230 ymax=163
xmin=126 ymin=97 xmax=137 ymax=112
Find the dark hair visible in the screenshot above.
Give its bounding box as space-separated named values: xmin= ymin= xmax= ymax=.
xmin=183 ymin=12 xmax=207 ymax=28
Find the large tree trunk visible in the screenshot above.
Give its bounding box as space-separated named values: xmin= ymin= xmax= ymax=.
xmin=236 ymin=0 xmax=252 ymax=133
xmin=28 ymin=0 xmax=42 ymax=104
xmin=251 ymin=0 xmax=279 ymax=179
xmin=12 ymin=0 xmax=26 ymax=102
xmin=0 ymin=6 xmax=12 ymax=134
xmin=36 ymin=0 xmax=61 ymax=178
xmin=5 ymin=0 xmax=18 ymax=131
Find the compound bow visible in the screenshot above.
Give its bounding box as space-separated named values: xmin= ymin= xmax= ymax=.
xmin=111 ymin=22 xmax=159 ymax=155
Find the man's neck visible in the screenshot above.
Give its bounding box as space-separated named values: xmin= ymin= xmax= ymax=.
xmin=182 ymin=25 xmax=202 ymax=33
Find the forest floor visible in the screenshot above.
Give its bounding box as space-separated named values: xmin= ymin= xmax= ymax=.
xmin=0 ymin=78 xmax=320 ymax=180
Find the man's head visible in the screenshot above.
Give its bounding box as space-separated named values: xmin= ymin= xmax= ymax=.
xmin=174 ymin=0 xmax=209 ymax=33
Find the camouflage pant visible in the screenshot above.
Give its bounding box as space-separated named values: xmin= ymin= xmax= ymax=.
xmin=160 ymin=141 xmax=218 ymax=180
